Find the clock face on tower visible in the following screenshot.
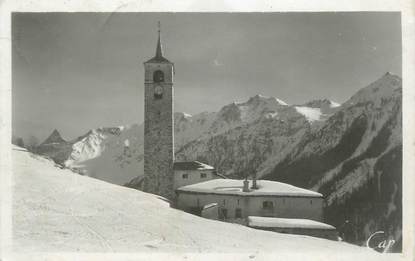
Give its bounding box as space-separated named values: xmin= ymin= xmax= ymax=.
xmin=154 ymin=85 xmax=163 ymax=99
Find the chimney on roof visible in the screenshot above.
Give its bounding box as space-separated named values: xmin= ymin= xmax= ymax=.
xmin=251 ymin=173 xmax=258 ymax=189
xmin=243 ymin=178 xmax=250 ymax=192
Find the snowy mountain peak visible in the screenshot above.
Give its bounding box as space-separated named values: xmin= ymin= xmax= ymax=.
xmin=246 ymin=94 xmax=288 ymax=106
xmin=378 ymin=72 xmax=401 ymax=87
xmin=217 ymin=102 xmax=240 ymax=121
xmin=229 ymin=95 xmax=289 ymax=123
xmin=292 ymin=98 xmax=342 ymax=123
xmin=63 ymin=124 xmax=143 ymax=184
xmin=41 ymin=129 xmax=66 ymax=145
xmin=249 ymin=94 xmax=272 ymax=102
xmin=299 ymin=99 xmax=342 ymax=117
xmin=303 ymin=99 xmax=340 ymax=109
xmin=345 ymin=73 xmax=401 ymax=108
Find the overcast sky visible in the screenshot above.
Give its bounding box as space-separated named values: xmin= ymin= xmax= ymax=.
xmin=12 ymin=12 xmax=401 ymax=142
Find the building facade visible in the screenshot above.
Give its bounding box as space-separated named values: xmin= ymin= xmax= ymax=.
xmin=176 ymin=179 xmax=324 ymax=221
xmin=143 ymin=26 xmax=175 ymax=200
xmin=173 ymin=161 xmax=225 ymax=190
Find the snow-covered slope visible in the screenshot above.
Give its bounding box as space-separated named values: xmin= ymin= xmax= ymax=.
xmin=295 ymin=106 xmax=323 ymax=122
xmin=12 ymin=145 xmax=373 ymax=254
xmin=294 ymin=99 xmax=340 ymax=123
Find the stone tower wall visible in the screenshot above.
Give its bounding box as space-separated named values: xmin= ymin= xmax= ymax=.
xmin=143 ymin=63 xmax=175 ymax=200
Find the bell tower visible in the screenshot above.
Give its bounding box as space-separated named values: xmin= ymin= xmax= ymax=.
xmin=143 ymin=22 xmax=174 ymax=200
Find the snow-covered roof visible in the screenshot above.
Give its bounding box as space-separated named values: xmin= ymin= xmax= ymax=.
xmin=177 ymin=179 xmax=322 ymax=198
xmin=173 ymin=161 xmax=215 ymax=171
xmin=248 ymin=216 xmax=335 ymax=230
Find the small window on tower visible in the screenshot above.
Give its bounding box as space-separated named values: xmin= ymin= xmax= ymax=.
xmin=182 ymin=173 xmax=188 ymax=179
xmin=153 ymin=70 xmax=164 ymax=82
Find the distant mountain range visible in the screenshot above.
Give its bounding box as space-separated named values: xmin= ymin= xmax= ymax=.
xmin=18 ymin=72 xmax=402 ymax=251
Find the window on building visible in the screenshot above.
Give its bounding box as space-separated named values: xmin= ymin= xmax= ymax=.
xmin=310 ymin=200 xmax=313 ymax=205
xmin=200 ymin=173 xmax=207 ymax=178
xmin=223 ymin=199 xmax=226 ymax=205
xmin=220 ymin=208 xmax=228 ymax=220
xmin=235 ymin=208 xmax=242 ymax=218
xmin=182 ymin=173 xmax=188 ymax=179
xmin=262 ymin=201 xmax=274 ymax=209
xmin=237 ymin=199 xmax=240 ymax=205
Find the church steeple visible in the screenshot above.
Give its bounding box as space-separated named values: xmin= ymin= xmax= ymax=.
xmin=145 ymin=21 xmax=172 ymax=64
xmin=155 ymin=21 xmax=163 ymax=58
xmin=143 ymin=21 xmax=174 ymax=200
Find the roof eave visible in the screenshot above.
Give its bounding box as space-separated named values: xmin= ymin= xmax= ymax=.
xmin=175 ymin=189 xmax=323 ymax=198
xmin=143 ymin=57 xmax=174 ymax=64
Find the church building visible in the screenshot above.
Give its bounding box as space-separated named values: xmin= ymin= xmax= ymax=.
xmin=143 ymin=25 xmax=222 ymax=200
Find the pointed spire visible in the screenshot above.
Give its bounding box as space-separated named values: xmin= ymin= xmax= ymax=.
xmin=144 ymin=21 xmax=172 ymax=64
xmin=155 ymin=21 xmax=163 ymax=58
